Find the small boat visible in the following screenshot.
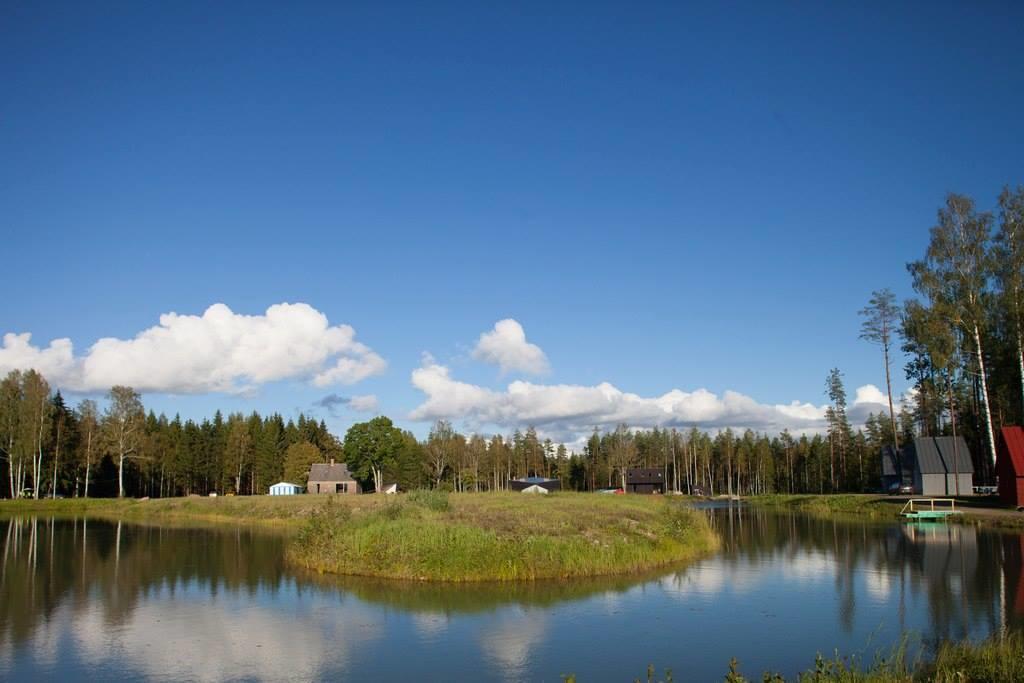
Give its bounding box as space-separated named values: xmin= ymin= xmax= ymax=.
xmin=900 ymin=498 xmax=962 ymax=521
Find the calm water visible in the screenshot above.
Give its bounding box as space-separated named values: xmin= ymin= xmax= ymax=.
xmin=2 ymin=505 xmax=1022 ymax=682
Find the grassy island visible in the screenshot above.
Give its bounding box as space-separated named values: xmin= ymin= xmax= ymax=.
xmin=287 ymin=491 xmax=719 ymax=581
xmin=0 ymin=492 xmax=720 ymax=581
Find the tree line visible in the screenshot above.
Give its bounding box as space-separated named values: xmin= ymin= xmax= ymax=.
xmin=0 ymin=368 xmax=906 ymax=498
xmin=0 ymin=371 xmax=345 ymax=498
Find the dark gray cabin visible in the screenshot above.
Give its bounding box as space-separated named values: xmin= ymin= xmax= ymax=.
xmin=903 ymin=437 xmax=974 ymax=496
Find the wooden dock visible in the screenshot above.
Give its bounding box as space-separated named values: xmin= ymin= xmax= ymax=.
xmin=900 ymin=498 xmax=963 ymax=521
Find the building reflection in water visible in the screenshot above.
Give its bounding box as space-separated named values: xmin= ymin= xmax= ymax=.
xmin=705 ymin=503 xmax=1022 ymax=643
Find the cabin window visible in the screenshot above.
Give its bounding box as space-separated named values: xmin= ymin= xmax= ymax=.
xmin=337 ymin=483 xmax=347 ymax=493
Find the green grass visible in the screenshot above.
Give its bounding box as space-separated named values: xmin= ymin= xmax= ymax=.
xmin=749 ymin=494 xmax=1024 ymax=529
xmin=750 ymin=494 xmax=905 ymax=520
xmin=0 ymin=495 xmax=344 ymax=529
xmin=287 ymin=492 xmax=719 ymax=581
xmin=576 ymin=631 xmax=1024 ymax=682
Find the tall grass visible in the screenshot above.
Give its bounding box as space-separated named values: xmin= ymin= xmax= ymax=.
xmin=573 ymin=631 xmax=1024 ymax=682
xmin=287 ymin=492 xmax=719 ymax=581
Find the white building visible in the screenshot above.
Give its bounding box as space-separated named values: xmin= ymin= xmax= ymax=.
xmin=269 ymin=482 xmax=303 ymax=496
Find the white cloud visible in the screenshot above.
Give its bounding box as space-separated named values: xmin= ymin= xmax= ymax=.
xmin=854 ymin=384 xmax=888 ymax=406
xmin=348 ymin=394 xmax=379 ymax=412
xmin=471 ymin=319 xmax=549 ymax=375
xmin=410 ymin=357 xmax=897 ymax=443
xmin=0 ymin=303 xmax=386 ymax=394
xmin=0 ymin=333 xmax=77 ymax=383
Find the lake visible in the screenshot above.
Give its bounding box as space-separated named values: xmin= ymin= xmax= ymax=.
xmin=1 ymin=504 xmax=1021 ymax=681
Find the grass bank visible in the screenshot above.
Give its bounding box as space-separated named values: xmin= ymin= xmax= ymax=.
xmin=749 ymin=494 xmax=905 ymax=520
xmin=0 ymin=495 xmax=337 ymax=529
xmin=287 ymin=491 xmax=719 ymax=581
xmin=749 ymin=493 xmax=1024 ymax=529
xmin=584 ymin=631 xmax=1024 ymax=682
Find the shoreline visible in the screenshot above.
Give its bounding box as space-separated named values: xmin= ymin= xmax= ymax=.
xmin=748 ymin=493 xmax=1024 ymax=529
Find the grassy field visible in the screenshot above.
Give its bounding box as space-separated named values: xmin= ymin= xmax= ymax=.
xmin=287 ymin=491 xmax=720 ymax=581
xmin=605 ymin=631 xmax=1024 ymax=682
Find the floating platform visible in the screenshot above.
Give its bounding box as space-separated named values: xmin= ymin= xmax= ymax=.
xmin=900 ymin=498 xmax=962 ymax=521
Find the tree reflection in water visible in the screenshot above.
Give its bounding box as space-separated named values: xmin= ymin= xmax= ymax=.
xmin=704 ymin=504 xmax=1023 ymax=643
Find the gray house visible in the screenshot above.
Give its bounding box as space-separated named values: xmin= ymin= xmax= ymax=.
xmin=307 ymin=460 xmax=361 ymax=495
xmin=905 ymin=437 xmax=974 ymax=496
xmin=881 ymin=445 xmax=912 ymax=492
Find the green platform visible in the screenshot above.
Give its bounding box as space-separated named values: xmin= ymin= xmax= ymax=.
xmin=901 ymin=510 xmax=962 ymax=520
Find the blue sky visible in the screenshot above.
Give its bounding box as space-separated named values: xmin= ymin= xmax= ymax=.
xmin=2 ymin=1 xmax=1022 ymax=444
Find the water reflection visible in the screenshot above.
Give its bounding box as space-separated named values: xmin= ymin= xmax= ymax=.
xmin=1 ymin=508 xmax=1023 ymax=681
xmin=706 ymin=506 xmax=1019 ymax=642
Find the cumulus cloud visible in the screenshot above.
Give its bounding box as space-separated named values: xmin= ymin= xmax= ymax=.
xmin=0 ymin=303 xmax=386 ymax=394
xmin=410 ymin=358 xmax=889 ymax=443
xmin=471 ymin=319 xmax=549 ymax=375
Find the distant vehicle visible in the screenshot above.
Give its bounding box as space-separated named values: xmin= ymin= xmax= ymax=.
xmin=887 ymin=482 xmax=913 ymax=495
xmin=19 ymin=488 xmax=33 ymax=499
xmin=597 ymin=488 xmax=625 ymax=494
xmin=692 ymin=487 xmax=705 ymax=497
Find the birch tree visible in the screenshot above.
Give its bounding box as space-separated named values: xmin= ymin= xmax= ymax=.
xmin=77 ymin=400 xmax=99 ymax=498
xmin=607 ymin=424 xmax=637 ymax=490
xmin=909 ymin=193 xmax=997 ymax=466
xmin=0 ymin=372 xmax=22 ymax=497
xmin=224 ymin=414 xmax=252 ymax=495
xmin=21 ymin=371 xmax=51 ymax=499
xmin=425 ymin=419 xmax=455 ymax=487
xmin=103 ymin=386 xmax=145 ymax=498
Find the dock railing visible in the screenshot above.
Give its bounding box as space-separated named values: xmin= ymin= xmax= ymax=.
xmin=900 ymin=498 xmax=958 ymax=515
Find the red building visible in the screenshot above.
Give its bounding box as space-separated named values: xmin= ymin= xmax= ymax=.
xmin=997 ymin=426 xmax=1024 ymax=509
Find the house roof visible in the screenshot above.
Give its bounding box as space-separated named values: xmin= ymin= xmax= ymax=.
xmin=308 ymin=462 xmax=355 ymax=482
xmin=881 ymin=446 xmax=899 ymax=476
xmin=935 ymin=436 xmax=974 ymax=474
xmin=912 ymin=438 xmax=946 ymax=474
xmin=910 ymin=437 xmax=973 ymax=474
xmin=270 ymin=481 xmax=301 ymax=488
xmin=1000 ymin=427 xmax=1024 ymax=475
xmin=514 ymin=476 xmax=559 ymax=484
